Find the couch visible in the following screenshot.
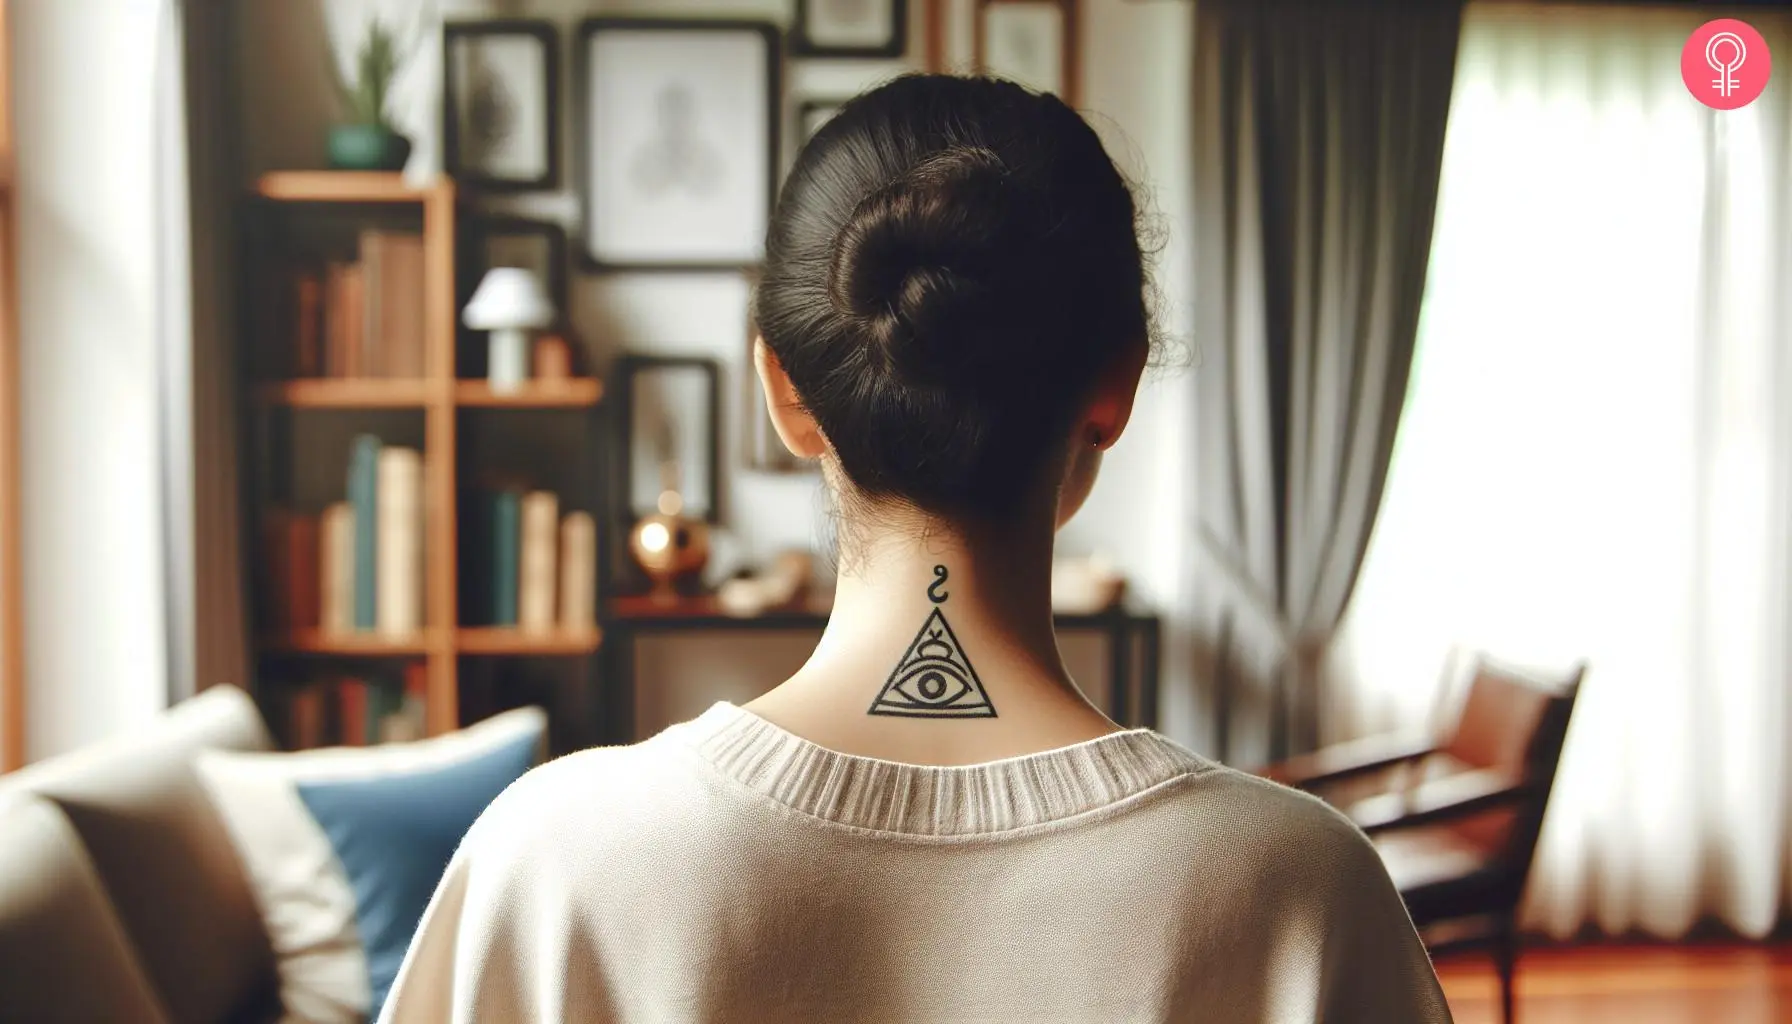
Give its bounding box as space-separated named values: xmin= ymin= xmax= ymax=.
xmin=0 ymin=686 xmax=284 ymax=1024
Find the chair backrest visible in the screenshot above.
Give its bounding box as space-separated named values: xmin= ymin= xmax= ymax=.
xmin=1439 ymin=657 xmax=1584 ymax=893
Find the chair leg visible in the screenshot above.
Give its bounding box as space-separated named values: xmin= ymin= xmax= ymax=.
xmin=1492 ymin=912 xmax=1518 ymax=1024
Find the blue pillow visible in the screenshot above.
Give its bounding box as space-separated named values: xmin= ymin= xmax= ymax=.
xmin=195 ymin=706 xmax=546 ymax=1024
xmin=297 ymin=729 xmax=538 ymax=1015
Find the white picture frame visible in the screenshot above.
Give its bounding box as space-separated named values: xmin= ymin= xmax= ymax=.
xmin=576 ymin=19 xmax=781 ymax=272
xmin=977 ymin=1 xmax=1077 ymax=106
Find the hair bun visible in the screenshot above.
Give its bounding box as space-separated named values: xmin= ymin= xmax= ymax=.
xmin=826 ymin=146 xmax=1014 ymax=386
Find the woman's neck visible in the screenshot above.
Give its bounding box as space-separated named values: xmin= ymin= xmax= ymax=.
xmin=743 ymin=509 xmax=1121 ymax=766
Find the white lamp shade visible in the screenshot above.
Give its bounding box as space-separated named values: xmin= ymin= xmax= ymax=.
xmin=463 ymin=267 xmax=556 ymax=330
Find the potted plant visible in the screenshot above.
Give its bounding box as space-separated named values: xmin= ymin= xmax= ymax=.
xmin=328 ymin=19 xmax=413 ymax=171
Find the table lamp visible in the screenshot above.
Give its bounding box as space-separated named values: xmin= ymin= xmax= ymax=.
xmin=463 ymin=267 xmax=554 ymax=392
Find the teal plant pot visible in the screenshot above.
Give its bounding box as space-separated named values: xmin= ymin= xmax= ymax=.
xmin=327 ymin=124 xmax=412 ymax=171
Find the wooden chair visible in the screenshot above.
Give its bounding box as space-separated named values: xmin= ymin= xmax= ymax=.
xmin=1263 ymin=657 xmax=1585 ymax=1024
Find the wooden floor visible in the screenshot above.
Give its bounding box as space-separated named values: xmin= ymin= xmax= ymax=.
xmin=1435 ymin=943 xmax=1792 ymax=1023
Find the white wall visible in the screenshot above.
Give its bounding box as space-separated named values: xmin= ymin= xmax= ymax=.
xmin=14 ymin=0 xmax=171 ymax=758
xmin=235 ymin=0 xmax=1202 ymax=744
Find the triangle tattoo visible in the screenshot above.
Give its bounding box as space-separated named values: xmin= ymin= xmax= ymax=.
xmin=867 ymin=566 xmax=997 ymax=718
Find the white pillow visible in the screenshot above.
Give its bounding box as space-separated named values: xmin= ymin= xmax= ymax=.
xmin=196 ymin=707 xmax=546 ymax=1024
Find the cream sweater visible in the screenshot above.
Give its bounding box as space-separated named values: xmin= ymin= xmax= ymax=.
xmin=381 ymin=704 xmax=1452 ymax=1023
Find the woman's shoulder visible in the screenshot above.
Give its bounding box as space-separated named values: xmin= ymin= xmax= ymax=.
xmin=458 ymin=722 xmax=717 ymax=864
xmin=1164 ymin=755 xmax=1390 ymax=886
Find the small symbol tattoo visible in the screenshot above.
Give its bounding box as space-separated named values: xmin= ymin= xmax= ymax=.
xmin=868 ymin=565 xmax=996 ymax=719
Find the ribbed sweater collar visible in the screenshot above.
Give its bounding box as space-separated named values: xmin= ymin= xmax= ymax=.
xmin=681 ymin=703 xmax=1206 ymax=837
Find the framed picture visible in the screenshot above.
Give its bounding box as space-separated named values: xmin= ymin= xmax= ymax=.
xmin=796 ymin=98 xmax=850 ymax=148
xmin=617 ymin=357 xmax=722 ymax=523
xmin=465 ymin=215 xmax=568 ymax=310
xmin=443 ymin=20 xmax=559 ymax=190
xmin=975 ymin=1 xmax=1079 ymax=107
xmin=741 ymin=276 xmax=808 ymax=473
xmin=576 ymin=19 xmax=780 ymax=272
xmin=794 ymin=0 xmax=907 ymax=59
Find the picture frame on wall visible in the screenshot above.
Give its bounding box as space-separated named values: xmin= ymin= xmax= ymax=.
xmin=576 ymin=19 xmax=781 ymax=272
xmin=465 ymin=215 xmax=568 ymax=311
xmin=617 ymin=356 xmax=722 ymax=523
xmin=443 ymin=20 xmax=560 ymax=190
xmin=796 ymin=98 xmax=850 ymax=148
xmin=975 ymin=1 xmax=1079 ymax=108
xmin=794 ymin=0 xmax=908 ymax=59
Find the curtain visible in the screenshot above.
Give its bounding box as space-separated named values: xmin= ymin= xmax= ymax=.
xmin=180 ymin=0 xmax=251 ymax=697
xmin=1333 ymin=4 xmax=1792 ymax=938
xmin=1187 ymin=0 xmax=1463 ymax=763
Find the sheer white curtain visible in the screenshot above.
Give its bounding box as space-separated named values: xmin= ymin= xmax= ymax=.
xmin=1329 ymin=5 xmax=1792 ymax=938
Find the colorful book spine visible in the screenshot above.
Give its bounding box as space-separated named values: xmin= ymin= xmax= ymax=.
xmin=319 ymin=502 xmax=355 ymax=634
xmin=401 ymin=661 xmax=428 ymax=739
xmin=340 ymin=263 xmax=365 ymax=378
xmin=289 ymin=684 xmax=325 ymax=751
xmin=348 ymin=435 xmax=381 ymax=630
xmin=376 ymin=447 xmax=422 ymax=637
xmin=390 ymin=235 xmax=426 ymax=379
xmin=559 ymin=511 xmax=597 ymax=631
xmin=323 ymin=262 xmax=348 ymax=378
xmin=337 ymin=678 xmax=369 ymax=748
xmin=492 ymin=491 xmax=521 ymax=627
xmin=292 ymin=270 xmax=322 ymax=378
xmin=359 ymin=231 xmax=386 ymax=378
xmin=519 ymin=491 xmax=559 ymax=633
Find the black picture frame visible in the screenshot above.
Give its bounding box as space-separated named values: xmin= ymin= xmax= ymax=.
xmin=443 ymin=20 xmax=561 ymax=191
xmin=574 ymin=18 xmax=782 ymax=273
xmin=794 ymin=0 xmax=908 ymax=58
xmin=614 ymin=356 xmax=722 ymax=525
xmin=463 ymin=214 xmax=569 ymax=311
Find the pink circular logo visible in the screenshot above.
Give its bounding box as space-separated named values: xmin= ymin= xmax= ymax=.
xmin=1682 ymin=19 xmax=1771 ymax=110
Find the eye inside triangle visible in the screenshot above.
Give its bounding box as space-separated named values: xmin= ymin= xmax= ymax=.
xmin=868 ymin=608 xmax=997 ymax=719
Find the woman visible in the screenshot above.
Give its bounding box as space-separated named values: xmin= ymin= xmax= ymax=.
xmin=383 ymin=75 xmax=1451 ymax=1024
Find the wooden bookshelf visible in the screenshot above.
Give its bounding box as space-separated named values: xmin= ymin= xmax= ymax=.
xmin=264 ymin=629 xmax=442 ymax=656
xmin=260 ymin=378 xmax=435 ymax=408
xmin=457 ymin=626 xmax=604 ymax=656
xmin=255 ymin=171 xmax=435 ymax=204
xmin=454 ymin=379 xmax=603 ymax=408
xmin=242 ymin=172 xmax=606 ymax=745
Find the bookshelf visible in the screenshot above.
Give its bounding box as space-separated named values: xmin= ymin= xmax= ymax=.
xmin=243 ymin=172 xmax=605 ymax=743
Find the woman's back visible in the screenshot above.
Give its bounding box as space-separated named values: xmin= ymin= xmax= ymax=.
xmin=381 ymin=73 xmax=1449 ymax=1023
xmin=386 ymin=704 xmax=1446 ymax=1023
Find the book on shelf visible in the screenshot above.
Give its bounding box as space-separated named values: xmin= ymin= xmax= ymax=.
xmin=319 ymin=502 xmax=355 ymax=634
xmin=291 ymin=269 xmax=322 ymax=378
xmin=376 ymin=446 xmax=423 ymax=637
xmin=261 ymin=509 xmax=319 ymax=633
xmin=288 ymin=684 xmax=325 ymax=751
xmin=348 ymin=434 xmax=381 ymax=630
xmin=519 ymin=491 xmax=559 ymax=633
xmin=337 ymin=678 xmax=370 ymax=748
xmin=360 ymin=230 xmax=426 ymax=379
xmin=271 ymin=670 xmax=429 ymax=750
xmin=559 ymin=511 xmax=597 ymax=631
xmin=285 ymin=233 xmax=425 ymax=384
xmin=492 ymin=490 xmax=522 ymax=627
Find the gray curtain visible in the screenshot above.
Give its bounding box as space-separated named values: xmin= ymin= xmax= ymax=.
xmin=1188 ymin=0 xmax=1462 ymax=764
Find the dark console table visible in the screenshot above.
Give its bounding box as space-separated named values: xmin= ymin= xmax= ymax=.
xmin=600 ymin=593 xmax=1161 ymax=743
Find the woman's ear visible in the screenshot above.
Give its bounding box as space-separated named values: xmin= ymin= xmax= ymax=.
xmin=1081 ymin=340 xmax=1150 ymax=451
xmin=754 ymin=338 xmax=828 ymax=459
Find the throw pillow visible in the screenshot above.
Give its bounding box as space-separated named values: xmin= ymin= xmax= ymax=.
xmin=196 ymin=707 xmax=546 ymax=1024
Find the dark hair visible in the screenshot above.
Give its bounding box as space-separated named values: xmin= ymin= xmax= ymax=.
xmin=755 ymin=75 xmax=1151 ymax=523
